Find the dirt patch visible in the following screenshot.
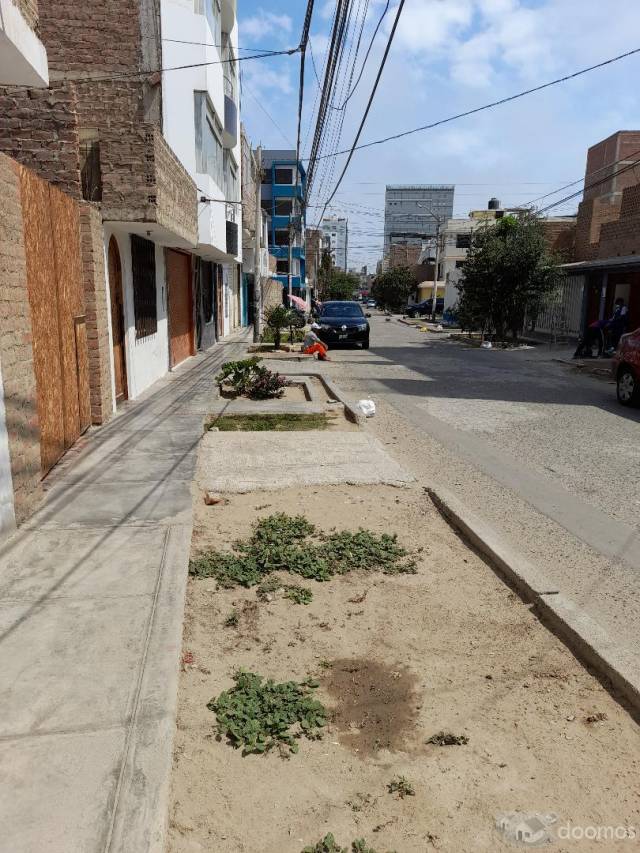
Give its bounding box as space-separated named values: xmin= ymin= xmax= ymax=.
xmin=169 ymin=482 xmax=640 ymax=853
xmin=324 ymin=658 xmax=418 ymax=757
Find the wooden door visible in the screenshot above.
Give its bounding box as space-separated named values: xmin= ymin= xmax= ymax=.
xmin=108 ymin=237 xmax=128 ymax=402
xmin=166 ymin=249 xmax=194 ymax=367
xmin=19 ymin=167 xmax=65 ymax=473
xmin=20 ymin=168 xmax=91 ymax=475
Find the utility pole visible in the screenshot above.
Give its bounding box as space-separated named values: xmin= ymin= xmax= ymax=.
xmin=253 ymin=145 xmax=262 ymax=343
xmin=288 ymin=220 xmax=294 ymax=301
xmin=431 ymin=221 xmax=441 ymax=321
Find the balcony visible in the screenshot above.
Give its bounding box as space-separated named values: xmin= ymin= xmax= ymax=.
xmin=270 ymin=245 xmax=304 ymax=260
xmin=273 ymin=183 xmax=304 ymax=199
xmin=0 ymin=0 xmax=48 ymax=87
xmin=102 ymin=125 xmax=198 ymax=248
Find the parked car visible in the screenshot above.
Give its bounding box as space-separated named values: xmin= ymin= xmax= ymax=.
xmin=613 ymin=327 xmax=640 ymax=406
xmin=406 ymin=297 xmax=444 ymax=318
xmin=316 ymin=301 xmax=370 ymax=348
xmin=366 ymin=299 xmax=376 ymax=308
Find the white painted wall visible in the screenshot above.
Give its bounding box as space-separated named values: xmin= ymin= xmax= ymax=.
xmin=103 ymin=228 xmax=170 ymax=399
xmin=160 ymin=0 xmax=242 ymax=269
xmin=0 ymin=353 xmax=16 ymax=538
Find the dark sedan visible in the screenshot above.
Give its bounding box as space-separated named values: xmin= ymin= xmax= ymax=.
xmin=406 ymin=297 xmax=444 ymax=318
xmin=316 ymin=301 xmax=370 ymax=348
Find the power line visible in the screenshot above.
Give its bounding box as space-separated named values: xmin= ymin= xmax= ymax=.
xmin=315 ymin=0 xmax=406 ymax=224
xmin=537 ymin=156 xmax=640 ymax=214
xmin=242 ymin=79 xmax=296 ymax=148
xmin=41 ymin=47 xmax=300 ymax=87
xmin=336 ymin=0 xmax=389 ymax=111
xmin=296 ymin=0 xmax=316 ymax=175
xmin=310 ymin=45 xmax=640 ymax=162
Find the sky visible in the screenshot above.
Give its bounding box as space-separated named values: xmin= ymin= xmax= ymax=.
xmin=237 ymin=0 xmax=640 ymax=270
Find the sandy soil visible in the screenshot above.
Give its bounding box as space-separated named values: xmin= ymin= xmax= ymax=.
xmin=168 ymin=481 xmax=640 ymax=853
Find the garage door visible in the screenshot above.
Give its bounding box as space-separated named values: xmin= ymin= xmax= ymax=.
xmin=166 ymin=249 xmax=194 ymax=368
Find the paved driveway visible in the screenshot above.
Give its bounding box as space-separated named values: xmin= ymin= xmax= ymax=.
xmin=322 ymin=316 xmax=640 ymax=659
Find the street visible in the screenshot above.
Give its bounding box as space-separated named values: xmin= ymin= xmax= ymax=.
xmin=321 ymin=315 xmax=640 ymax=657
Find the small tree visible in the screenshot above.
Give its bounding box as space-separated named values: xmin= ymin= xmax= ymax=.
xmin=371 ymin=266 xmax=415 ymax=312
xmin=317 ymin=249 xmax=333 ymax=301
xmin=328 ymin=270 xmax=359 ymax=301
xmin=264 ymin=304 xmax=294 ymax=349
xmin=457 ymin=214 xmax=562 ymax=343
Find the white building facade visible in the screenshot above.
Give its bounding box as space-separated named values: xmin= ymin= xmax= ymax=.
xmin=321 ymin=216 xmax=348 ymax=271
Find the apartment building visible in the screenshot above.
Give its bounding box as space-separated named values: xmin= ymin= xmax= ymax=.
xmin=261 ymin=149 xmax=306 ymax=298
xmin=384 ymin=184 xmax=454 ymax=256
xmin=0 ymin=0 xmax=241 ymax=403
xmin=320 ymin=215 xmax=348 ymax=271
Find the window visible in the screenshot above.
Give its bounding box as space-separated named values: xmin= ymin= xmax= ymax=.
xmin=194 ymin=92 xmax=223 ymax=187
xmin=275 ymin=198 xmax=293 ymax=216
xmin=274 ymin=229 xmax=289 ymax=246
xmin=275 ymin=167 xmax=294 ymax=184
xmin=261 ymin=199 xmax=272 ymax=215
xmin=194 ymin=0 xmax=221 ymax=46
xmin=455 ymin=260 xmax=464 ymax=269
xmin=223 ymin=150 xmax=238 ymax=201
xmin=456 ymin=233 xmax=471 ymax=249
xmin=276 ymin=259 xmax=289 ymax=274
xmin=131 ymin=235 xmax=157 ymax=339
xmin=79 ymin=133 xmax=102 ymax=202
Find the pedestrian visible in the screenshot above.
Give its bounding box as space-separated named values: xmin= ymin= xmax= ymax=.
xmin=605 ymin=297 xmax=629 ymax=352
xmin=302 ymin=322 xmax=330 ymax=360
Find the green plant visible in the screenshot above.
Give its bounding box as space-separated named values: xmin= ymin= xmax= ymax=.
xmin=264 ymin=304 xmax=296 ymax=349
xmin=284 ymin=585 xmax=313 ymax=605
xmin=246 ymin=370 xmax=288 ymax=400
xmin=208 ymin=670 xmax=326 ymax=755
xmin=190 ymin=514 xmax=417 ymax=588
xmin=224 ymin=610 xmax=239 ymax=627
xmin=207 ymin=413 xmax=330 ymax=432
xmin=261 ymin=326 xmax=304 ymax=344
xmin=302 ymin=837 xmax=396 ymax=853
xmin=215 ymin=357 xmax=262 ymax=395
xmin=372 ymin=266 xmax=415 ymax=312
xmin=387 ymin=776 xmax=415 ymax=798
xmin=426 ymin=731 xmax=469 ymax=746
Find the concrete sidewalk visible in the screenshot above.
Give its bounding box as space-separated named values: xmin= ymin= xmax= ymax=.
xmin=0 ymin=335 xmax=247 ymax=853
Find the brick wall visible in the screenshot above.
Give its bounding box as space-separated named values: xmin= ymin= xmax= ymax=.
xmin=0 ymin=84 xmax=81 ymax=198
xmin=390 ymin=244 xmax=421 ymax=268
xmin=575 ymin=195 xmax=623 ymax=261
xmin=0 ymin=154 xmax=43 ymax=523
xmin=584 ymin=131 xmax=640 ymax=201
xmin=14 ymin=0 xmax=39 ymax=30
xmin=79 ymin=203 xmax=114 ymax=424
xmin=154 ymin=130 xmax=198 ymax=246
xmin=541 ymin=220 xmax=576 ymax=261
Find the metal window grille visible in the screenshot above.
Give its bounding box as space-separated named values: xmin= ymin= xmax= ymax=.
xmin=131 ymin=235 xmax=157 ymax=339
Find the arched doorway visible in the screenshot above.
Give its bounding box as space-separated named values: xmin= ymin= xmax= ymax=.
xmin=108 ymin=237 xmax=128 ymax=402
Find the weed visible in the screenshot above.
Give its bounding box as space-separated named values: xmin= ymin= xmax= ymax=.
xmin=302 ymin=837 xmax=396 ymax=853
xmin=426 ymin=731 xmax=469 ymax=746
xmin=207 ymin=413 xmax=329 ymax=432
xmin=387 ymin=776 xmax=415 ymax=798
xmin=224 ymin=610 xmax=239 ymax=628
xmin=320 ymin=530 xmax=416 ymax=575
xmin=284 ymin=585 xmax=313 ymax=605
xmin=190 ymin=513 xmax=417 ymax=589
xmin=318 ymin=659 xmax=333 ymax=670
xmin=208 ymin=670 xmax=326 ymax=756
xmin=256 ymin=576 xmax=282 ymax=600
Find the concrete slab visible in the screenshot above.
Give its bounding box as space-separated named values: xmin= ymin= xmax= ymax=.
xmin=197 ymin=430 xmax=413 ymax=492
xmin=0 ymin=594 xmax=150 ymax=735
xmin=29 ymin=479 xmax=192 ymax=529
xmin=0 ymin=727 xmax=125 ymax=853
xmin=0 ymin=526 xmax=167 ymax=602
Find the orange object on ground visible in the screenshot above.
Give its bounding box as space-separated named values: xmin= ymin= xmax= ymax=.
xmin=303 ymin=342 xmax=330 ymax=360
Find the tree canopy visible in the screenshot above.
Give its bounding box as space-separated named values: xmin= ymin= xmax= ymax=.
xmin=371 ymin=266 xmax=414 ymax=311
xmin=457 ymin=213 xmax=563 ymax=342
xmin=327 ymin=270 xmax=359 ymax=301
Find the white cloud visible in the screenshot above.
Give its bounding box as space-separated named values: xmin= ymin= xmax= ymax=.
xmin=240 ymin=9 xmax=293 ymax=41
xmin=242 ymin=59 xmax=293 ymax=97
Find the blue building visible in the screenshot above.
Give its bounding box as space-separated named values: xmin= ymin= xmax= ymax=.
xmin=261 ymin=150 xmax=306 ymax=299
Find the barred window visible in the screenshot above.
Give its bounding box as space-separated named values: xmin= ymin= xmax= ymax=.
xmin=131 ymin=235 xmax=157 ymax=339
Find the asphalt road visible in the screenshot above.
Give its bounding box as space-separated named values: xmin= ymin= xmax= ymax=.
xmin=323 ymin=314 xmax=640 ymax=659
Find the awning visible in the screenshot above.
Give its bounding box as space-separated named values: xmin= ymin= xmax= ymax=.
xmin=561 ymin=255 xmax=640 ymax=273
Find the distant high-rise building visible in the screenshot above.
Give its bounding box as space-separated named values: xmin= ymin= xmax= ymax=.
xmin=320 ymin=215 xmax=348 ymax=270
xmin=384 ymin=185 xmax=455 ymax=255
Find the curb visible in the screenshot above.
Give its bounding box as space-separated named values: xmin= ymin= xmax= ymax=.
xmin=427 ymin=486 xmax=640 ymax=714
xmin=304 ymin=371 xmax=366 ymax=425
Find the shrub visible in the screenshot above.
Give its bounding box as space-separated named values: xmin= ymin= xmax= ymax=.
xmin=264 ymin=304 xmax=297 ymax=349
xmin=215 ymin=357 xmax=262 ymax=395
xmin=246 ymin=370 xmax=288 ymax=400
